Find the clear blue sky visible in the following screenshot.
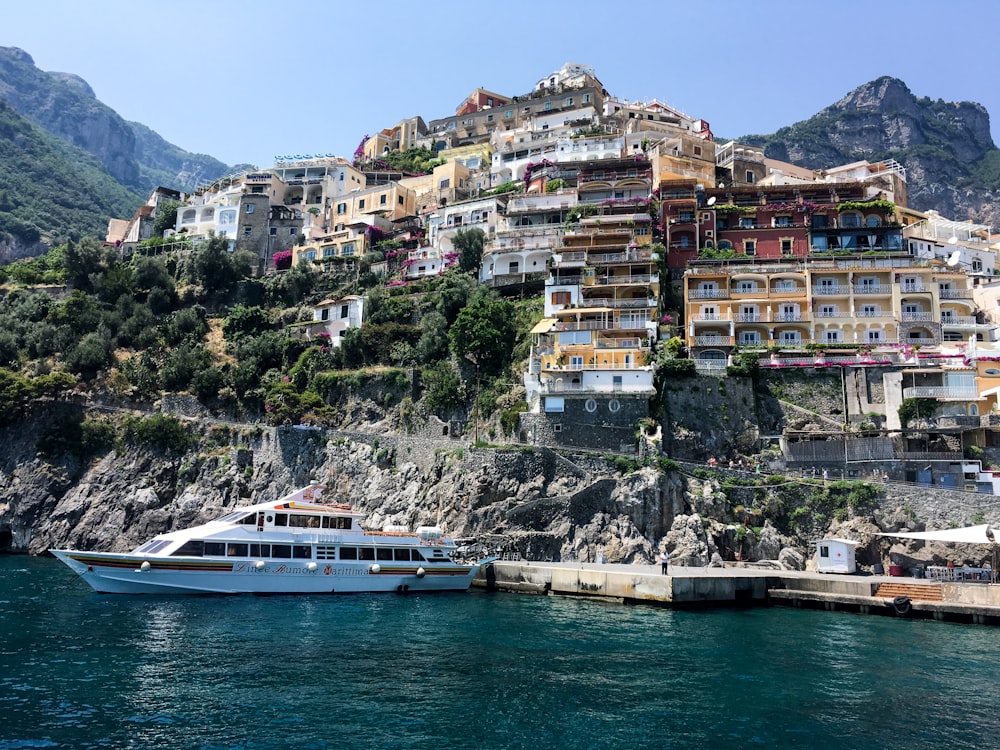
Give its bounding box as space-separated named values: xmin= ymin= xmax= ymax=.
xmin=4 ymin=0 xmax=999 ymax=170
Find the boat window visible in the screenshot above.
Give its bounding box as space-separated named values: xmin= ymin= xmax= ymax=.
xmin=216 ymin=511 xmax=248 ymax=523
xmin=273 ymin=513 xmax=288 ymax=527
xmin=271 ymin=544 xmax=292 ymax=558
xmin=204 ymin=542 xmax=226 ymax=556
xmin=394 ymin=549 xmax=410 ymax=561
xmin=321 ymin=516 xmax=333 ymax=529
xmin=227 ymin=543 xmax=249 ymax=557
xmin=172 ymin=540 xmax=205 ymax=557
xmin=376 ymin=548 xmax=393 ymax=561
xmin=337 ymin=518 xmax=351 ymax=529
xmin=321 ymin=516 xmax=352 ymax=529
xmin=238 ymin=514 xmax=258 ymax=525
xmin=293 ymin=546 xmax=311 ymax=559
xmin=250 ymin=544 xmax=269 ymax=557
xmin=288 ymin=514 xmax=319 ymax=528
xmin=340 ymin=547 xmax=358 ymax=560
xmin=138 ymin=540 xmax=172 ymax=554
xmin=358 ymin=547 xmax=375 ymax=560
xmin=411 ymin=550 xmax=426 ymax=561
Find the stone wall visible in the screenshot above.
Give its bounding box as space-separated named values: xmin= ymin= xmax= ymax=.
xmin=518 ymin=394 xmax=647 ymax=453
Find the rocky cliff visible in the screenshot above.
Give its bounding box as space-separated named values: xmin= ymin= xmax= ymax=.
xmin=3 ymin=401 xmax=996 ymax=573
xmin=743 ymin=77 xmax=1000 ymax=226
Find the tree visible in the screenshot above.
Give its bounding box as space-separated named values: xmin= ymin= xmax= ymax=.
xmin=222 ymin=305 xmax=272 ymax=342
xmin=152 ymin=201 xmax=182 ymax=237
xmin=449 ymin=290 xmax=517 ymax=378
xmin=61 ymin=238 xmax=105 ymax=292
xmin=453 ymin=228 xmax=486 ymax=275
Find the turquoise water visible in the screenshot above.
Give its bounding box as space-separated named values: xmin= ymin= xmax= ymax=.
xmin=2 ymin=557 xmax=999 ymax=750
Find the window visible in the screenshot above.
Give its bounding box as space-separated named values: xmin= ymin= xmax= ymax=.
xmin=508 ymin=261 xmax=519 ymax=273
xmin=243 ymin=226 xmax=252 ymax=236
xmin=867 ymin=330 xmax=883 ymax=343
xmin=380 ymin=194 xmax=387 ymax=205
xmin=739 ymin=217 xmax=754 ymax=229
xmin=774 ymin=216 xmax=791 ymax=227
xmin=865 ymin=215 xmax=881 ymax=227
xmin=505 ymin=109 xmax=513 ymax=118
xmin=744 ymin=240 xmax=756 ymax=256
xmin=840 ymin=212 xmax=862 ymax=228
xmin=270 ymin=227 xmax=277 ymax=236
xmin=738 ymin=281 xmax=757 ymax=293
xmin=583 ymin=94 xmax=591 ymax=103
xmin=340 ymin=305 xmax=349 ymax=319
xmin=824 ymin=331 xmax=842 ymax=343
xmin=812 ymin=214 xmax=829 ymax=228
xmin=746 ymin=170 xmax=755 ymax=184
xmin=694 ymin=146 xmax=702 ymax=157
xmin=739 ymin=331 xmax=760 ymax=345
xmin=861 ymin=305 xmax=879 ymax=317
xmin=336 ymin=203 xmax=346 ymax=214
xmin=320 ymin=308 xmax=330 ymax=321
xmin=358 ymin=199 xmax=365 ymax=209
xmin=551 ymin=291 xmax=571 ymax=306
xmin=781 ymin=239 xmax=793 ymax=255
xmin=289 ymin=228 xmax=297 ymax=235
xmin=820 ymin=546 xmax=829 ymax=559
xmin=565 ymin=97 xmax=573 ymax=106
xmin=398 ymin=196 xmax=404 ymax=205
xmin=544 ymin=102 xmax=552 ymax=111
xmin=679 ymin=211 xmax=695 ymax=223
xmin=819 ymin=305 xmax=837 ymax=317
xmin=569 ymin=356 xmax=583 ymax=368
xmin=342 ymin=243 xmax=355 ymax=256
xmin=245 ymin=204 xmax=255 ymax=214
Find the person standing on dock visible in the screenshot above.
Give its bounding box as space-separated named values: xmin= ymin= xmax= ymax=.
xmin=660 ymin=549 xmax=670 ymax=575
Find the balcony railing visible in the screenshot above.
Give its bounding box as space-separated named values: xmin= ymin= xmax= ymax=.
xmin=595 ymin=274 xmax=658 ymax=286
xmin=902 ymin=387 xmax=979 ymax=400
xmin=812 ymin=285 xmax=848 ymax=295
xmin=941 ymin=316 xmax=979 ymax=326
xmin=901 ymin=312 xmax=935 ymax=322
xmin=580 ymin=298 xmax=655 ymax=309
xmin=774 ymin=313 xmax=808 ymax=322
xmin=854 ymin=285 xmax=889 ymax=294
xmin=770 ymin=286 xmax=804 ymax=295
xmin=694 ymin=335 xmax=734 ymax=346
xmin=547 ymin=275 xmax=584 ymax=286
xmin=688 ymin=289 xmax=730 ymax=299
xmin=939 ymin=288 xmax=973 ymax=299
xmin=734 ymin=314 xmax=762 ymax=323
xmin=691 ymin=313 xmax=725 ymax=321
xmin=901 ymin=283 xmax=926 ymax=293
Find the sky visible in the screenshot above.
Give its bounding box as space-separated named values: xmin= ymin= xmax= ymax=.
xmin=3 ymin=0 xmax=1000 ymax=170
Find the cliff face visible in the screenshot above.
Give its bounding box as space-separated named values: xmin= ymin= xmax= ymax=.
xmin=744 ymin=77 xmax=1000 ymax=226
xmin=0 ymin=46 xmax=231 ymax=197
xmin=0 ymin=47 xmax=140 ymax=187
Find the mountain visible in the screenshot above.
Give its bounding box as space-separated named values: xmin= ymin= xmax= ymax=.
xmin=0 ymin=99 xmax=143 ymax=260
xmin=128 ymin=120 xmax=232 ymax=195
xmin=741 ymin=77 xmax=1000 ymax=226
xmin=0 ymin=47 xmax=232 ymax=192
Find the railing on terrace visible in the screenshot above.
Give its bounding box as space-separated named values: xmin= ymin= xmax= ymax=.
xmin=589 ymin=250 xmax=655 ymax=265
xmin=691 ymin=313 xmax=726 ymax=322
xmin=941 ymin=316 xmax=979 ymax=326
xmin=543 ymin=361 xmax=649 ymax=373
xmin=770 ymin=287 xmax=805 ymax=295
xmin=694 ymin=360 xmax=729 ymax=374
xmin=558 ymin=251 xmax=588 ymax=263
xmin=595 ymin=339 xmax=642 ymax=349
xmin=734 ymin=314 xmax=762 ymax=323
xmin=901 ymin=283 xmax=926 ymax=293
xmin=538 ymin=381 xmax=656 ymax=395
xmin=580 ymin=298 xmax=655 ymax=309
xmin=902 ymin=312 xmax=935 ymax=322
xmin=547 ymin=275 xmax=584 ymax=285
xmin=812 ymin=286 xmax=849 ymax=295
xmin=902 ymin=387 xmax=979 ymax=400
xmin=485 ymin=271 xmax=546 ymax=289
xmin=939 ymin=288 xmax=974 ymax=299
xmin=774 ymin=313 xmax=808 ymax=322
xmin=694 ymin=335 xmax=734 ymax=346
xmin=688 ymin=289 xmax=730 ymax=299
xmin=853 ymin=285 xmax=890 ymax=294
xmin=898 ymin=451 xmax=963 ymax=461
xmin=595 ymin=274 xmax=658 ymax=285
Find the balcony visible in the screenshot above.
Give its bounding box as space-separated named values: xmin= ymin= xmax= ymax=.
xmin=690 ymin=313 xmax=726 ymax=322
xmin=734 ymin=313 xmax=762 ymax=323
xmin=547 ymin=275 xmax=583 ymax=286
xmin=770 ymin=286 xmax=805 ymax=296
xmin=901 ymin=312 xmax=935 ymax=322
xmin=538 ymin=379 xmax=656 ymax=395
xmin=941 ymin=316 xmax=979 ymax=327
xmin=774 ymin=313 xmax=809 ymax=322
xmin=901 ymin=283 xmax=927 ymax=293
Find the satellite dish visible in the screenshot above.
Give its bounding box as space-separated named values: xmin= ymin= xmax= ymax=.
xmin=948 ymin=236 xmax=959 ymax=245
xmin=706 ymin=196 xmax=717 ymax=206
xmin=946 ymin=250 xmax=962 ymax=267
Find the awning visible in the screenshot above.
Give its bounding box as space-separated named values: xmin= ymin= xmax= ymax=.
xmin=877 ymin=524 xmax=997 ymax=544
xmin=530 ymin=318 xmax=557 ymax=334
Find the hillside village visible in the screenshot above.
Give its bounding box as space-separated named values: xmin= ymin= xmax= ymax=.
xmin=104 ymin=62 xmax=1000 ymax=497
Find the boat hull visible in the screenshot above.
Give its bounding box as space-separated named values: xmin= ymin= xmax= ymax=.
xmin=50 ymin=549 xmax=481 ymax=595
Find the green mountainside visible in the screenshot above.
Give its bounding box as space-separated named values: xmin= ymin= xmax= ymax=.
xmin=128 ymin=120 xmax=232 ymax=195
xmin=0 ymin=99 xmax=142 ymax=255
xmin=741 ymin=76 xmax=1000 ymax=226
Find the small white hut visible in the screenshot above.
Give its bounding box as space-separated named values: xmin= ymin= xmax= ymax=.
xmin=815 ymin=538 xmax=858 ymax=574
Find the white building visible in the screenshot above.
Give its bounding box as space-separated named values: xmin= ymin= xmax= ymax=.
xmin=815 ymin=538 xmax=858 ymax=574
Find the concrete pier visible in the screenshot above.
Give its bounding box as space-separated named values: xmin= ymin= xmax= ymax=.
xmin=474 ymin=561 xmax=1000 ymax=625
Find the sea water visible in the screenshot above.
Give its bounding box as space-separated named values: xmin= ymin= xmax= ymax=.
xmin=2 ymin=556 xmax=998 ymax=750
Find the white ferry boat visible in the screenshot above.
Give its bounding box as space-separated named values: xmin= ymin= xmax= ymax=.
xmin=50 ymin=484 xmax=491 ymax=595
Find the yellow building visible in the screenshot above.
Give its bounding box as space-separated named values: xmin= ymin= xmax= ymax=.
xmin=683 ymin=257 xmax=979 ymax=367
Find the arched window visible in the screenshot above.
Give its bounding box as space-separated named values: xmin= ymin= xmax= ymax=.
xmin=865 ymin=214 xmax=881 ymax=227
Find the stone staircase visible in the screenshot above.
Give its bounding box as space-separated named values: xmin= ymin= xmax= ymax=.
xmin=875 ymin=581 xmax=944 ymax=602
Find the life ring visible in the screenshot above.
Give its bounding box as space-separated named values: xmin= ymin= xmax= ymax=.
xmin=892 ymin=595 xmax=911 ymax=615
